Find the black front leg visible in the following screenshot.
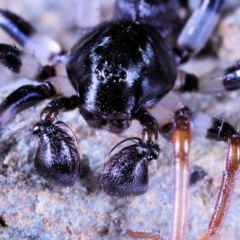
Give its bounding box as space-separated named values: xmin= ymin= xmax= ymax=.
xmin=0 ymin=81 xmax=56 ymax=126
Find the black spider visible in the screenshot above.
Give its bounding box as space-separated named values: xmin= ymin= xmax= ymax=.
xmin=0 ymin=0 xmax=240 ymax=239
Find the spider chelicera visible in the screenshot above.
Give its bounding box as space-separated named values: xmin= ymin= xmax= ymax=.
xmin=0 ymin=0 xmax=240 ymax=239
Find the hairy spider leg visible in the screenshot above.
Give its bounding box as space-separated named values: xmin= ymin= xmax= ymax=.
xmin=128 ymin=90 xmax=240 ymax=240
xmin=161 ymin=93 xmax=240 ymax=240
xmin=170 ymin=66 xmax=240 ymax=237
xmin=128 ymin=230 xmax=164 ymax=240
xmin=0 ymin=9 xmax=61 ymax=63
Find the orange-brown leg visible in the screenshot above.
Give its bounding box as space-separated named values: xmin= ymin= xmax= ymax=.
xmin=200 ymin=135 xmax=240 ymax=240
xmin=127 ymin=231 xmax=164 ymax=240
xmin=128 ymin=90 xmax=240 ymax=240
xmin=171 ymin=115 xmax=191 ymax=240
xmin=128 ymin=113 xmax=191 ymax=240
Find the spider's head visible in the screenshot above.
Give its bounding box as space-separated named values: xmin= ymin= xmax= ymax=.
xmin=66 ymin=20 xmax=177 ymax=132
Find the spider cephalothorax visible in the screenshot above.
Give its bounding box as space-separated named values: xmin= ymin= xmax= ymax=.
xmin=67 ymin=20 xmax=177 ymax=132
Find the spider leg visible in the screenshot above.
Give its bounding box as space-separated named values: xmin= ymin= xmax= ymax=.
xmin=0 ymin=9 xmax=61 ymax=63
xmin=129 ymin=91 xmax=240 ymax=239
xmin=158 ymin=92 xmax=240 ymax=240
xmin=171 ymin=111 xmax=191 ymax=240
xmin=0 ymin=37 xmax=76 ymax=126
xmin=0 ymin=43 xmax=55 ymax=81
xmin=174 ymin=64 xmax=240 ymax=94
xmin=200 ymin=136 xmax=240 ymax=240
xmin=128 ymin=99 xmax=192 ymax=240
xmin=33 ymin=96 xmax=80 ymax=186
xmin=0 ymin=55 xmax=76 ymax=127
xmin=0 ymin=81 xmax=55 ymax=126
xmin=175 ymin=0 xmax=223 ymax=64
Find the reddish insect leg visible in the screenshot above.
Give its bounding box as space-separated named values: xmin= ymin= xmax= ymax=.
xmin=128 ymin=107 xmax=192 ymax=240
xmin=146 ymin=91 xmax=240 ymax=239
xmin=148 ymin=95 xmax=191 ymax=240
xmin=171 ymin=114 xmax=191 ymax=240
xmin=200 ymin=135 xmax=240 ymax=240
xmin=158 ymin=92 xmax=240 ymax=239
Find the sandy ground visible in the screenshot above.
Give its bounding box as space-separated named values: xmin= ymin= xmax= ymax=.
xmin=0 ymin=1 xmax=240 ymax=240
